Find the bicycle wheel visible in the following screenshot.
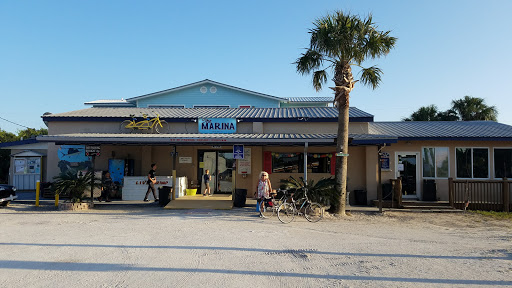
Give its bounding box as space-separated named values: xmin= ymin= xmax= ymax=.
xmin=304 ymin=202 xmax=324 ymax=223
xmin=120 ymin=120 xmax=133 ymax=133
xmin=277 ymin=203 xmax=295 ymax=224
xmin=259 ymin=200 xmax=274 ymax=218
xmin=153 ymin=120 xmax=169 ymax=134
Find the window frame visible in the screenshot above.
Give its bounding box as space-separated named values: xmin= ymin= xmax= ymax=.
xmin=493 ymin=147 xmax=512 ymax=179
xmin=455 ymin=147 xmax=490 ymax=179
xmin=147 ymin=104 xmax=185 ymax=108
xmin=193 ymin=105 xmax=230 ymax=108
xmin=422 ymin=146 xmax=450 ymax=179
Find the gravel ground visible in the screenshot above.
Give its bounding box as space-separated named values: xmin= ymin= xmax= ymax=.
xmin=0 ymin=203 xmax=511 ymax=288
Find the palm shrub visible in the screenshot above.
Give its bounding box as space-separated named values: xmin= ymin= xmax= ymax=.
xmin=280 ymin=176 xmax=336 ymax=208
xmin=53 ymin=171 xmax=100 ymax=203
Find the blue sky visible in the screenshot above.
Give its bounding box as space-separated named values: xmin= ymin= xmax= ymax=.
xmin=1 ymin=0 xmax=510 ymax=133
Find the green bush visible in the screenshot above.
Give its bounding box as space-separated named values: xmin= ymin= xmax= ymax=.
xmin=280 ymin=176 xmax=336 ymax=207
xmin=53 ymin=171 xmax=100 ymax=203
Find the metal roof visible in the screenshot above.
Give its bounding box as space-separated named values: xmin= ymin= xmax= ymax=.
xmin=125 ymin=79 xmax=284 ymax=102
xmin=43 ymin=107 xmax=374 ymax=122
xmin=286 ymin=97 xmax=334 ymax=103
xmin=36 ymin=133 xmax=396 ymax=145
xmin=369 ymin=121 xmax=512 ymax=140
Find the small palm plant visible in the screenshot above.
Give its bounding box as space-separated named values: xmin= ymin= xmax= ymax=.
xmin=53 ymin=171 xmax=100 ymax=203
xmin=280 ymin=176 xmax=336 ymax=208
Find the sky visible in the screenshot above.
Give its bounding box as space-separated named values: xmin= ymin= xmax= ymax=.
xmin=1 ymin=0 xmax=511 ymax=134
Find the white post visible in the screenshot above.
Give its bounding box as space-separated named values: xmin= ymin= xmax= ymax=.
xmin=304 ymin=142 xmax=308 ymax=183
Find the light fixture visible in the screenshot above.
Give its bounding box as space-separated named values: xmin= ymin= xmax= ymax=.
xmin=191 ymin=119 xmax=197 ymax=123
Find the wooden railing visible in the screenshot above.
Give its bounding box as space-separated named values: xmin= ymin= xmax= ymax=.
xmin=449 ymin=178 xmax=511 ymax=212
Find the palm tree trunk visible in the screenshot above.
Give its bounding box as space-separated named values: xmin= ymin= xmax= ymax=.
xmin=333 ymin=93 xmax=349 ymax=216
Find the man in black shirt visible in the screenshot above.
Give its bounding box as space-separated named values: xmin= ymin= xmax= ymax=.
xmin=144 ymin=163 xmax=159 ymax=202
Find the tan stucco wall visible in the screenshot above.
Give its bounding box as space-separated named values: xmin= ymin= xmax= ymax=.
xmin=376 ymin=140 xmax=512 ymax=202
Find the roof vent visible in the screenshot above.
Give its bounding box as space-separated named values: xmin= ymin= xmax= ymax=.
xmin=210 ymin=86 xmax=217 ymax=93
xmin=200 ymin=86 xmax=207 ymax=93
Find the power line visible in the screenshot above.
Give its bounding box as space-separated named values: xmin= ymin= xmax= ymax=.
xmin=0 ymin=116 xmax=32 ymax=129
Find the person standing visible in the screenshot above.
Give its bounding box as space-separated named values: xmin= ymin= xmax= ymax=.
xmin=257 ymin=171 xmax=272 ymax=199
xmin=144 ymin=163 xmax=159 ymax=202
xmin=203 ymin=169 xmax=212 ymax=196
xmin=101 ymin=171 xmax=113 ymax=202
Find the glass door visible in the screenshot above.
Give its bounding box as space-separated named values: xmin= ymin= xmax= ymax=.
xmin=396 ymin=153 xmax=420 ymax=199
xmin=217 ymin=152 xmax=234 ymax=193
xmin=198 ymin=151 xmax=235 ymax=194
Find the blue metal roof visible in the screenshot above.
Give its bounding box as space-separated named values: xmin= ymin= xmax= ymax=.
xmin=43 ymin=107 xmax=374 ymax=122
xmin=369 ymin=121 xmax=512 ymax=140
xmin=0 ymin=138 xmax=38 ymax=148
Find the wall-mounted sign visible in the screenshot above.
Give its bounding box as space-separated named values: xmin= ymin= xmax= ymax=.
xmin=198 ymin=118 xmax=236 ymax=134
xmin=85 ymin=145 xmax=101 ymax=157
xmin=179 ymin=157 xmax=192 ymax=164
xmin=238 ymin=148 xmax=251 ymax=174
xmin=380 ymin=152 xmax=390 ymax=170
xmin=233 ymin=145 xmax=244 ymax=159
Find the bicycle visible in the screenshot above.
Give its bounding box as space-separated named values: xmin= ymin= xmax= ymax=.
xmin=120 ymin=113 xmax=168 ymax=134
xmin=277 ymin=187 xmax=324 ymax=223
xmin=259 ymin=189 xmax=290 ymax=218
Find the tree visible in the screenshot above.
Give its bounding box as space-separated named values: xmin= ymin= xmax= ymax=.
xmin=296 ymin=11 xmax=396 ymax=215
xmin=403 ymin=105 xmax=441 ymax=121
xmin=451 ymin=96 xmax=498 ymax=121
xmin=403 ymin=105 xmax=460 ymax=121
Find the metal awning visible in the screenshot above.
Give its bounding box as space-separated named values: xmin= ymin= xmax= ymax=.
xmin=36 ymin=133 xmax=397 ymax=146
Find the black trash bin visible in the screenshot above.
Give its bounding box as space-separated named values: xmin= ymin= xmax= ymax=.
xmin=354 ymin=189 xmax=367 ymax=205
xmin=423 ymin=180 xmax=437 ymax=201
xmin=159 ymin=186 xmax=172 ymax=206
xmin=234 ymin=189 xmax=247 ymax=207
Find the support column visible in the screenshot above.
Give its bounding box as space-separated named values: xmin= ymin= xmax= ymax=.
xmin=304 ymin=142 xmax=308 ymax=184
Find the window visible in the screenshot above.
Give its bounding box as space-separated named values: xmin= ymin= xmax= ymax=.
xmin=422 ymin=147 xmax=449 ymax=178
xmin=147 ymin=104 xmax=185 ymax=108
xmin=271 ymin=153 xmax=332 ymax=173
xmin=193 ymin=105 xmax=230 ymax=108
xmin=494 ymin=148 xmax=512 ymax=178
xmin=272 ymin=153 xmax=302 ymax=173
xmin=307 ymin=153 xmax=332 ymax=173
xmin=456 ymin=148 xmax=489 ymax=178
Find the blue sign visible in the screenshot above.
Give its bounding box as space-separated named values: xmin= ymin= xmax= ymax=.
xmin=233 ymin=145 xmax=244 ymax=159
xmin=198 ymin=118 xmax=237 ymax=134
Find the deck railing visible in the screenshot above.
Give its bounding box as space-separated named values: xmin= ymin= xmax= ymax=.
xmin=449 ymin=178 xmax=511 ymax=212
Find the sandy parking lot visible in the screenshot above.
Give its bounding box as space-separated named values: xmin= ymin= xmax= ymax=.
xmin=0 ymin=203 xmax=511 ymax=287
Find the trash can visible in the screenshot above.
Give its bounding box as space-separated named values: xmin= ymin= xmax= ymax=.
xmin=234 ymin=188 xmax=247 ymax=207
xmin=423 ymin=180 xmax=437 ymax=201
xmin=354 ymin=189 xmax=367 ymax=205
xmin=159 ymin=186 xmax=172 ymax=206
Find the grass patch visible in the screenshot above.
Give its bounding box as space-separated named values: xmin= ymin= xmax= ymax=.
xmin=471 ymin=210 xmax=512 ymax=220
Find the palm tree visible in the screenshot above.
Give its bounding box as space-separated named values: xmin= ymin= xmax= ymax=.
xmin=451 ymin=96 xmax=498 ymax=121
xmin=403 ymin=105 xmax=440 ymax=121
xmin=53 ymin=171 xmax=100 ymax=203
xmin=296 ymin=11 xmax=396 ymax=215
xmin=403 ymin=105 xmax=460 ymax=121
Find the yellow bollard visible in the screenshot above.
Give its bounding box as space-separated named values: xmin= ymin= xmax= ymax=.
xmin=35 ymin=181 xmax=40 ymax=207
xmin=55 ymin=194 xmax=59 ymax=207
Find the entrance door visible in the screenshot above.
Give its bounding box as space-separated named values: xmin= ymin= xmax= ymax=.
xmin=396 ymin=152 xmax=420 ymax=199
xmin=198 ymin=151 xmax=235 ymax=194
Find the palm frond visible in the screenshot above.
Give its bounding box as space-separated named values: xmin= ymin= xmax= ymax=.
xmin=359 ymin=66 xmax=382 ymax=89
xmin=295 ymin=49 xmax=324 ymax=75
xmin=313 ymin=70 xmax=328 ymax=91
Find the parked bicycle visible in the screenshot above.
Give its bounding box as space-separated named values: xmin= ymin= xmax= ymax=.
xmin=277 ymin=187 xmax=324 ymax=223
xmin=120 ymin=113 xmax=168 ymax=134
xmin=259 ymin=189 xmax=291 ymax=218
